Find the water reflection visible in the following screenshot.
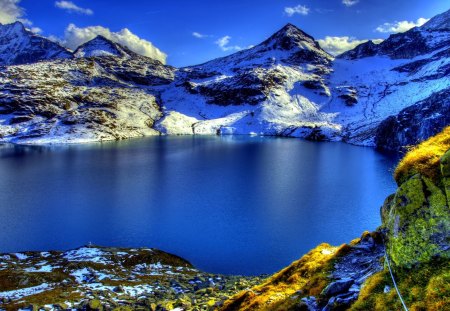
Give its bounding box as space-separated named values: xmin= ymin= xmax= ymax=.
xmin=0 ymin=137 xmax=397 ymax=275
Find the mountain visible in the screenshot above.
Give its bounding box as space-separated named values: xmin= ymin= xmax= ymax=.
xmin=156 ymin=23 xmax=336 ymax=137
xmin=0 ymin=9 xmax=449 ymax=147
xmin=0 ymin=22 xmax=72 ymax=66
xmin=335 ymin=8 xmax=450 ymax=149
xmin=0 ymin=31 xmax=174 ymax=144
xmin=74 ymin=35 xmax=134 ymax=58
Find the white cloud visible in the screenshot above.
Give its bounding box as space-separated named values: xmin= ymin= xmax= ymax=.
xmin=192 ymin=32 xmax=208 ymax=39
xmin=62 ymin=24 xmax=167 ymax=63
xmin=0 ymin=0 xmax=25 ymax=24
xmin=284 ymin=5 xmax=310 ymax=17
xmin=215 ymin=35 xmax=242 ymax=52
xmin=375 ymin=17 xmax=429 ymax=33
xmin=317 ymin=36 xmax=383 ymax=56
xmin=0 ymin=0 xmax=44 ymax=33
xmin=55 ymin=1 xmax=93 ymax=15
xmin=342 ymin=0 xmax=359 ymax=7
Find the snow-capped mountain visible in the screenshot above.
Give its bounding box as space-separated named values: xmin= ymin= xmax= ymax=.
xmin=0 ymin=8 xmax=449 ymax=149
xmin=0 ymin=33 xmax=174 ymax=143
xmin=0 ymin=22 xmax=72 ymax=66
xmin=335 ymin=9 xmax=450 ymax=150
xmin=74 ymin=35 xmax=134 ymax=58
xmin=156 ymin=23 xmax=337 ymax=138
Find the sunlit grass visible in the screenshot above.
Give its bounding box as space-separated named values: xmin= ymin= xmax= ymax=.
xmin=394 ymin=126 xmax=450 ymax=184
xmin=219 ymin=243 xmax=352 ymax=311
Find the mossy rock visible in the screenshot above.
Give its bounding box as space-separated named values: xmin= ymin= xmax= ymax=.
xmin=87 ymin=299 xmax=103 ymax=310
xmin=383 ymin=170 xmax=450 ymax=269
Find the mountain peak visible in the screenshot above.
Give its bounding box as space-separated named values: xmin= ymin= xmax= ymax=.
xmin=260 ymin=23 xmax=321 ymax=52
xmin=0 ymin=21 xmax=27 ymax=36
xmin=0 ymin=21 xmax=72 ymax=65
xmin=338 ymin=40 xmax=379 ymax=59
xmin=422 ymin=8 xmax=450 ymax=30
xmin=74 ymin=35 xmax=130 ymax=58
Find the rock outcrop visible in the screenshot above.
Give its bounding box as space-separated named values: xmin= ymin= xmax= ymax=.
xmin=381 ymin=128 xmax=450 ymax=269
xmin=375 ymin=89 xmax=450 ymax=153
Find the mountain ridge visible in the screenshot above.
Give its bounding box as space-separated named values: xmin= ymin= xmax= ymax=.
xmin=0 ymin=9 xmax=449 ymax=149
xmin=0 ymin=21 xmax=72 ymax=66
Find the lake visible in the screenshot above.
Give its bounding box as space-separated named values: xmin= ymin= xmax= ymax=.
xmin=0 ymin=136 xmax=397 ymax=275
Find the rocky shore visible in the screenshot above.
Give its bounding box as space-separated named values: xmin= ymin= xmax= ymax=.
xmin=0 ymin=233 xmax=389 ymax=311
xmin=0 ymin=246 xmax=265 ymax=311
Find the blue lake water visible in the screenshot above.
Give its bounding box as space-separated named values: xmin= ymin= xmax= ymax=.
xmin=0 ymin=136 xmax=397 ymax=275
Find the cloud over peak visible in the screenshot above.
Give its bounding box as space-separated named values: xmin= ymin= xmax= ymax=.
xmin=375 ymin=18 xmax=429 ymax=33
xmin=55 ymin=1 xmax=93 ymax=15
xmin=284 ymin=5 xmax=310 ymax=17
xmin=0 ymin=0 xmax=24 ymax=24
xmin=0 ymin=0 xmax=42 ymax=33
xmin=62 ymin=24 xmax=167 ymax=63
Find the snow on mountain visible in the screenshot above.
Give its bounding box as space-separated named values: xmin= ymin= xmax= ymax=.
xmin=0 ymin=9 xmax=449 ymax=147
xmin=156 ymin=23 xmax=338 ymax=138
xmin=333 ymin=9 xmax=450 ymax=147
xmin=74 ymin=35 xmax=133 ymax=58
xmin=0 ymin=22 xmax=72 ymax=66
xmin=0 ymin=47 xmax=174 ymax=143
xmin=422 ymin=8 xmax=450 ymax=30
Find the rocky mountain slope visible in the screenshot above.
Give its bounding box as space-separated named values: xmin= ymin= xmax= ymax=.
xmin=0 ymin=22 xmax=72 ymax=66
xmin=0 ymin=34 xmax=174 ymax=144
xmin=0 ymin=9 xmax=449 ymax=147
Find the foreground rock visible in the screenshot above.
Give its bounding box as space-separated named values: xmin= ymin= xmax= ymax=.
xmin=0 ymin=246 xmax=264 ymax=310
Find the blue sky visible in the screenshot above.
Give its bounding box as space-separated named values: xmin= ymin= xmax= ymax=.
xmin=2 ymin=0 xmax=449 ymax=66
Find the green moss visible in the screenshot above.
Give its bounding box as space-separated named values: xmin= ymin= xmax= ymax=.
xmin=88 ymin=299 xmax=103 ymax=310
xmin=382 ymin=171 xmax=450 ymax=269
xmin=351 ymin=258 xmax=450 ymax=311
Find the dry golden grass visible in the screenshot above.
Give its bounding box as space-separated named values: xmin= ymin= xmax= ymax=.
xmin=394 ymin=126 xmax=450 ymax=184
xmin=219 ymin=243 xmax=351 ymax=311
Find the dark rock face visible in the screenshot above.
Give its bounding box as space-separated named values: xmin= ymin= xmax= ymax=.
xmin=375 ymin=89 xmax=450 ymax=153
xmin=339 ymin=40 xmax=379 ymax=60
xmin=195 ymin=68 xmax=289 ymax=106
xmin=0 ymin=22 xmax=72 ymax=65
xmin=378 ymin=29 xmax=431 ymax=59
xmin=322 ymin=279 xmax=354 ymax=297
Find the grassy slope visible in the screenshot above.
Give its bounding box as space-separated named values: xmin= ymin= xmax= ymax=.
xmin=394 ymin=126 xmax=450 ymax=184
